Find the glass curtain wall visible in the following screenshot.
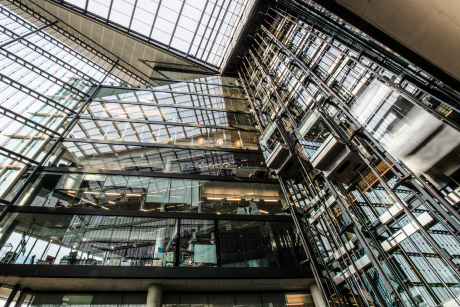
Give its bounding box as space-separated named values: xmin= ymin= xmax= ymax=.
xmin=0 ymin=212 xmax=303 ymax=268
xmin=0 ymin=3 xmax=147 ymax=199
xmin=239 ymin=5 xmax=460 ymax=307
xmin=16 ymin=172 xmax=286 ymax=214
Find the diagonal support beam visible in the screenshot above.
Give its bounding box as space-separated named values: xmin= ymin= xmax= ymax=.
xmin=0 ymin=48 xmax=90 ymax=98
xmin=0 ymin=23 xmax=98 ymax=83
xmin=0 ymin=3 xmax=147 ymax=85
xmin=0 ymin=106 xmax=60 ymax=136
xmin=0 ymin=20 xmax=57 ymax=48
xmin=0 ymin=73 xmax=77 ymax=115
xmin=0 ymin=146 xmax=39 ymax=165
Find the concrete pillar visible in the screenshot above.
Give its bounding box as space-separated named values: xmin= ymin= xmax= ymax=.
xmin=310 ymin=282 xmax=327 ymax=307
xmin=146 ymin=283 xmax=163 ymax=307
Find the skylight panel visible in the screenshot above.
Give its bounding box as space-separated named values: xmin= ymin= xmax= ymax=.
xmin=57 ymin=0 xmax=254 ymax=68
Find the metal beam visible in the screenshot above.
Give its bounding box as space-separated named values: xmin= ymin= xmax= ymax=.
xmin=32 ymin=0 xmax=219 ymax=73
xmin=0 ymin=146 xmax=39 ymax=165
xmin=0 ymin=106 xmax=60 ymax=136
xmin=204 ymin=0 xmax=231 ymax=64
xmin=0 ymin=48 xmax=90 ymax=98
xmin=0 ymin=20 xmax=57 ymax=48
xmin=139 ymin=60 xmax=218 ymax=76
xmin=260 ymin=25 xmax=460 ymax=133
xmin=0 ymin=6 xmax=114 ymax=82
xmin=2 ymin=0 xmax=148 ymax=85
xmin=60 ymin=137 xmax=263 ymax=153
xmin=186 ymin=0 xmax=210 ymax=55
xmin=92 ymin=99 xmax=251 ymax=113
xmin=0 ymin=73 xmax=77 ymax=114
xmin=0 ymin=22 xmax=97 ymax=83
xmin=9 ymin=205 xmax=291 ymax=221
xmin=168 ymin=0 xmax=186 ymax=46
xmin=38 ymin=166 xmax=278 ymax=183
xmin=0 ymin=23 xmax=97 ymax=83
xmin=4 ymin=284 xmax=20 ymax=307
xmin=149 ymin=77 xmax=242 ymax=88
xmin=0 ymin=61 xmax=119 ymax=224
xmin=272 ymin=0 xmax=460 ymax=91
xmin=97 ymin=85 xmax=242 ymax=99
xmin=78 ymin=116 xmax=259 ymax=131
xmin=247 ymin=49 xmax=298 ymax=128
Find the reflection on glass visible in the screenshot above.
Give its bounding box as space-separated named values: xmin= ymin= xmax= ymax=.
xmin=23 ymin=172 xmax=286 ymax=215
xmin=57 ymin=145 xmax=267 ymax=177
xmin=0 ymin=213 xmax=304 ymax=268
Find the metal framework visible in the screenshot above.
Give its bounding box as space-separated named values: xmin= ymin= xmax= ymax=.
xmin=78 ymin=116 xmax=259 ymax=132
xmin=0 ymin=22 xmax=98 ymax=83
xmin=40 ymin=0 xmax=220 ymax=73
xmin=0 ymin=73 xmax=77 ymax=115
xmin=0 ymin=106 xmax=60 ymax=136
xmin=92 ymin=99 xmax=251 ymax=114
xmin=148 ymin=77 xmax=242 ymax=88
xmin=96 ymin=85 xmax=246 ymax=100
xmin=3 ymin=0 xmax=149 ymax=85
xmin=239 ymin=6 xmax=460 ymax=307
xmin=60 ymin=137 xmax=263 ymax=153
xmin=0 ymin=146 xmax=39 ymax=165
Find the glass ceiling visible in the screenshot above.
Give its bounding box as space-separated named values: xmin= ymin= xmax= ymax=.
xmin=63 ymin=0 xmax=254 ymax=67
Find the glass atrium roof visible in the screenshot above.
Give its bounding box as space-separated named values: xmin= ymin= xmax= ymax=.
xmin=62 ymin=0 xmax=254 ymax=68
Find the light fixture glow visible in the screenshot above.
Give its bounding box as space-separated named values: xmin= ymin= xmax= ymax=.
xmin=216 ymin=139 xmax=224 ymax=146
xmin=198 ymin=137 xmax=205 ymax=145
xmin=207 ymin=198 xmax=222 ymax=200
xmin=264 ymin=199 xmax=278 ymax=202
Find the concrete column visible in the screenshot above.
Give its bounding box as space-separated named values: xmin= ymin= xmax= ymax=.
xmin=310 ymin=282 xmax=327 ymax=307
xmin=146 ymin=283 xmax=163 ymax=307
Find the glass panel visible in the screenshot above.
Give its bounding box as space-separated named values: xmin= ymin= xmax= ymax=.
xmin=20 ymin=172 xmax=284 ymax=215
xmin=178 ymin=219 xmax=216 ymax=267
xmin=0 ymin=212 xmax=303 ymax=268
xmin=218 ymin=220 xmax=303 ymax=267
